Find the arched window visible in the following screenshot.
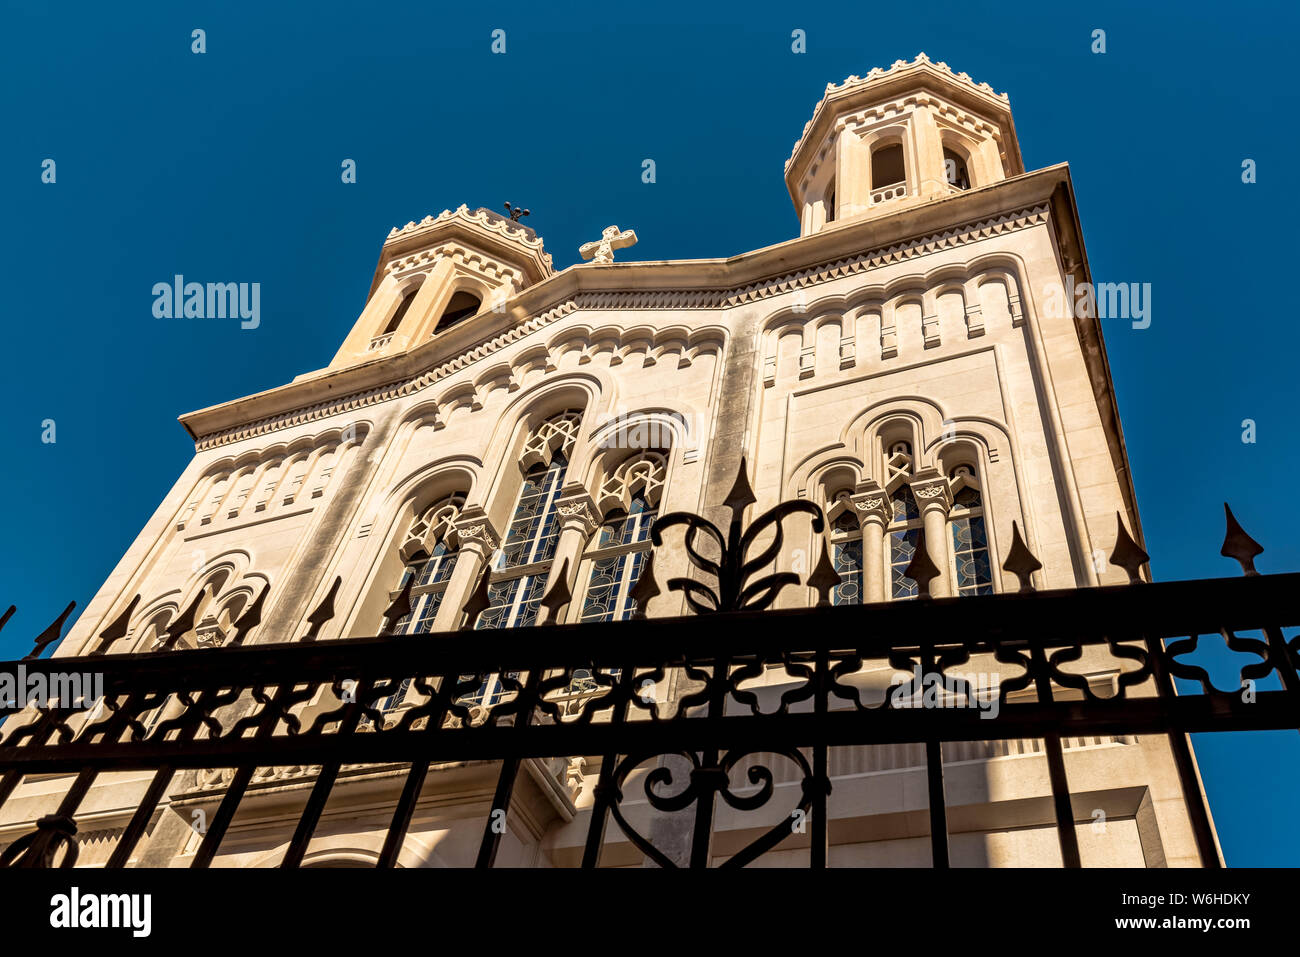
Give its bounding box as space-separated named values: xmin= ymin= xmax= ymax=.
xmin=871 ymin=143 xmax=906 ymax=190
xmin=382 ymin=283 xmax=422 ymax=336
xmin=884 ymin=440 xmax=921 ymax=600
xmin=433 ymin=291 xmax=482 ymax=334
xmin=948 ymin=465 xmax=993 ymax=595
xmin=828 ymin=494 xmax=863 ymax=605
xmin=580 ymin=451 xmax=667 ymax=621
xmin=371 ymin=493 xmax=466 ymax=717
xmin=943 ymin=147 xmax=971 ymax=190
xmin=825 ymin=181 xmax=836 ymax=224
xmin=477 ymin=412 xmax=582 ymax=630
xmin=385 ymin=493 xmax=466 ymax=636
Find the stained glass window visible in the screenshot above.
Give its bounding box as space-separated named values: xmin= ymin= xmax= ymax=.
xmin=497 ymin=454 xmax=567 ymax=570
xmin=830 ymin=506 xmax=863 ymax=606
xmin=475 ymin=412 xmax=583 ymax=634
xmin=581 ymin=497 xmax=656 ymax=622
xmin=950 ymin=482 xmax=993 ymax=596
xmin=888 ymin=485 xmax=921 ymax=600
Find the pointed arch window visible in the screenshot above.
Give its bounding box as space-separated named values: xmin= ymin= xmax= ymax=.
xmin=828 ymin=493 xmax=863 ymax=606
xmin=372 ymin=493 xmax=465 ymax=717
xmin=385 ymin=494 xmax=466 ymax=636
xmin=579 ymin=451 xmax=667 ymax=622
xmin=884 ymin=440 xmax=921 ymax=600
xmin=476 ymin=411 xmax=582 ymax=631
xmin=948 ymin=465 xmax=993 ymax=596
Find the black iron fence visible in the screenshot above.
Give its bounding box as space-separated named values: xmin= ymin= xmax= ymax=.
xmin=0 ymin=481 xmax=1295 ymax=869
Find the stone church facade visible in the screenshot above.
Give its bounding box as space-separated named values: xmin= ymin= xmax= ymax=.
xmin=2 ymin=54 xmax=1216 ymax=867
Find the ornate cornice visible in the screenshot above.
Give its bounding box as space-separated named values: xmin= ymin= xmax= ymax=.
xmin=189 ymin=203 xmax=1049 ymax=451
xmin=386 ymin=204 xmax=552 ymax=272
xmin=786 ymin=52 xmax=1011 ymax=174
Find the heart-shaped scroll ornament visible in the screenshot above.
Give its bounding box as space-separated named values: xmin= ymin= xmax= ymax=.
xmin=600 ymin=749 xmax=829 ymax=867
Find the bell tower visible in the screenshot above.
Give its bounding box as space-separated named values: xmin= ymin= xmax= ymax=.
xmin=329 ymin=205 xmax=553 ymax=370
xmin=785 ymin=53 xmax=1025 ymax=236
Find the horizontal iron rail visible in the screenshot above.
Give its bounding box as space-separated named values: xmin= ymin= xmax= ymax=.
xmin=1 ymin=693 xmax=1296 ymax=773
xmin=3 ymin=572 xmax=1296 ymax=693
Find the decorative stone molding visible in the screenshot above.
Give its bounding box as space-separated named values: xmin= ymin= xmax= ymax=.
xmin=786 ymin=52 xmax=1010 ymax=173
xmin=553 ymin=490 xmax=600 ymax=537
xmin=398 ymin=494 xmax=464 ymax=563
xmin=189 ymin=205 xmax=1047 ymax=451
xmin=385 ymin=204 xmax=553 ymax=272
xmin=850 ymin=482 xmax=891 ymax=525
xmin=922 ymin=314 xmax=940 ymax=349
xmin=909 ymin=472 xmax=953 ymax=513
xmin=596 ymin=451 xmax=668 ymax=517
xmin=452 ymin=508 xmax=499 ymax=554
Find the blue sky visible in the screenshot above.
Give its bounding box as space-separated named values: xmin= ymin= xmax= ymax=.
xmin=2 ymin=0 xmax=1298 ymax=864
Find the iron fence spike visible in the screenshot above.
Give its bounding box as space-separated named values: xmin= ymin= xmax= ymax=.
xmin=24 ymin=601 xmax=77 ymax=660
xmin=1002 ymin=521 xmax=1042 ymax=592
xmin=91 ymin=594 xmax=140 ymax=655
xmin=1221 ymin=503 xmax=1263 ymax=576
xmin=903 ymin=526 xmax=941 ymax=598
xmin=1109 ymin=512 xmax=1149 ymax=584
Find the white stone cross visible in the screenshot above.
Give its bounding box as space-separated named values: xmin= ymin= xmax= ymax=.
xmin=579 ymin=225 xmax=637 ymax=265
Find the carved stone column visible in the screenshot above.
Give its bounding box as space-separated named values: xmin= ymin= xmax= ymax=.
xmin=433 ymin=507 xmax=499 ymax=631
xmin=543 ymin=487 xmax=601 ymax=624
xmin=910 ymin=470 xmax=953 ymax=598
xmin=850 ymin=482 xmax=891 ymax=603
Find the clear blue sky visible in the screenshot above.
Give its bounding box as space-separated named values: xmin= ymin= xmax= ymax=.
xmin=2 ymin=0 xmax=1297 ymax=865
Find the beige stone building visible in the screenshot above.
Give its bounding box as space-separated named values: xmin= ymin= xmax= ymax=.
xmin=1 ymin=54 xmax=1216 ymax=867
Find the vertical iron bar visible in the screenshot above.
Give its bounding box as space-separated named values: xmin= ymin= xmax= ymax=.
xmin=924 ymin=739 xmax=949 ymax=868
xmin=475 ymin=665 xmax=540 ymax=868
xmin=54 ymin=769 xmax=96 ymax=819
xmin=476 ymin=757 xmax=521 ymax=868
xmin=1261 ymin=623 xmax=1300 ymax=739
xmin=0 ymin=770 xmax=22 ymax=813
xmin=379 ymin=668 xmax=469 ymax=868
xmin=810 ymin=646 xmax=829 ymax=868
xmin=280 ymin=763 xmax=342 ymax=868
xmin=192 ymin=676 xmax=294 ymax=868
xmin=1043 ymin=733 xmax=1081 ymax=867
xmin=191 ymin=765 xmax=254 ymax=868
xmin=581 ymin=661 xmax=632 ymax=869
xmin=281 ymin=676 xmax=376 ymax=868
xmin=107 ymin=684 xmax=213 ymax=868
xmin=1145 ymin=629 xmax=1221 ymax=868
xmin=919 ymin=635 xmax=949 ymax=868
xmin=0 ymin=707 xmax=64 ymax=815
xmin=106 ymin=765 xmax=173 ymax=868
xmin=689 ymin=649 xmax=728 ymax=869
xmin=1029 ymin=630 xmax=1081 ymax=866
xmin=376 ymin=760 xmax=429 ymax=869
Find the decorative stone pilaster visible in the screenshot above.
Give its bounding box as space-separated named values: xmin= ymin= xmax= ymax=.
xmin=909 ymin=470 xmax=953 ymax=598
xmin=850 ymin=482 xmax=892 ymax=603
xmin=432 ymin=507 xmax=499 ymax=631
xmin=544 ymin=487 xmax=602 ymax=623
